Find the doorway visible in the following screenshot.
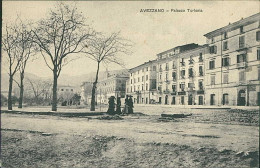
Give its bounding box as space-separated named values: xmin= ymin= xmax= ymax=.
xmin=210 ymin=94 xmax=215 ymax=105
xmin=237 ymin=90 xmax=246 ymax=106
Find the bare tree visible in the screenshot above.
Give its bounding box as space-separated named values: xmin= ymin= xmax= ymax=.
xmin=13 ymin=21 xmax=36 ymax=108
xmin=27 ymin=78 xmax=52 ymax=105
xmin=32 ymin=2 xmax=94 ymax=111
xmin=2 ymin=23 xmax=23 ymax=110
xmin=83 ymin=32 xmax=132 ymax=111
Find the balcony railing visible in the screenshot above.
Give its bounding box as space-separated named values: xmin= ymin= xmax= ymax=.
xmin=188 ymin=87 xmax=194 ymax=91
xmin=171 ymin=91 xmax=177 ymax=95
xmin=178 ymin=91 xmax=186 ymax=95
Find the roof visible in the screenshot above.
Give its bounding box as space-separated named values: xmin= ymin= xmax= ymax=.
xmin=204 ymin=13 xmax=260 ymax=38
xmin=129 ymin=59 xmax=157 ymax=72
xmin=157 ymin=43 xmax=199 ymax=56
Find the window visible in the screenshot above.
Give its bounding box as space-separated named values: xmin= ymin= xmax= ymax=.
xmin=134 ymin=86 xmax=136 ymax=92
xmin=158 ymin=86 xmax=162 ymax=92
xmin=131 ymin=79 xmax=132 ymax=84
xmin=134 ymin=78 xmax=136 ymax=83
xmin=165 ymin=73 xmax=168 ymax=80
xmin=257 ymin=48 xmax=260 ymax=60
xmin=172 ymin=85 xmax=176 ymax=92
xmin=237 ymin=54 xmax=246 ymax=63
xmin=146 ymin=67 xmax=149 ymax=71
xmin=172 ymin=62 xmax=176 ymax=69
xmin=224 ymin=32 xmax=227 ymax=39
xmin=142 ymin=76 xmax=144 ymax=82
xmin=239 ymin=71 xmax=245 ymax=81
xmin=189 ymin=56 xmax=194 ymax=64
xmin=223 ymin=73 xmax=229 ymax=84
xmin=199 ymin=66 xmax=203 ymax=76
xmin=146 ymin=75 xmax=148 ymax=81
xmin=223 ymin=41 xmax=228 ymax=50
xmin=222 ymin=57 xmax=230 ymax=67
xmin=138 ymin=77 xmax=140 ymax=82
xmin=239 ymin=36 xmax=245 ymax=48
xmin=211 ymin=37 xmax=214 ymax=43
xmin=159 ymin=65 xmax=162 ymax=71
xmin=257 ymin=31 xmax=260 ymax=41
xmin=71 ymin=89 xmax=73 ymax=91
xmin=131 ymin=73 xmax=132 ymax=76
xmin=146 ymin=83 xmax=148 ymax=90
xmin=209 ymin=45 xmax=217 ymax=54
xmin=142 ymin=84 xmax=144 ymax=90
xmin=131 ymin=86 xmax=132 ymax=92
xmin=199 ymin=53 xmax=203 ymax=62
xmin=172 ymin=72 xmax=176 ymax=81
xmin=209 ymin=60 xmax=215 ymax=69
xmin=240 ymin=26 xmax=244 ymax=34
xmin=165 ymin=63 xmax=169 ymax=70
xmin=159 ymin=74 xmax=162 ymax=80
xmin=210 ymin=75 xmax=215 ymax=85
xmin=180 ymin=58 xmax=185 ymax=66
xmin=223 ymin=94 xmax=229 ymax=105
xmin=153 ymin=66 xmax=156 ymax=71
xmin=188 ymin=68 xmax=193 ymax=77
xmin=61 ymin=89 xmax=64 ymax=91
xmin=198 ymin=81 xmax=203 ymax=90
xmin=180 ymin=83 xmax=185 ymax=91
xmin=181 ymin=70 xmax=185 ymax=79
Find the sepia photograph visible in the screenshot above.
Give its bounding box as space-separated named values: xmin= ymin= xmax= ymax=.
xmin=1 ymin=0 xmax=259 ymax=167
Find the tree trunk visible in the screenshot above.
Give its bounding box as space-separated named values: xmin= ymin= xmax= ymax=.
xmin=8 ymin=75 xmax=14 ymax=110
xmin=52 ymin=67 xmax=58 ymax=111
xmin=90 ymin=62 xmax=100 ymax=111
xmin=18 ymin=72 xmax=25 ymax=108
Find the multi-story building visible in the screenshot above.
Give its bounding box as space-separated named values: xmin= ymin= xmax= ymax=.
xmin=126 ymin=60 xmax=157 ymax=104
xmin=204 ymin=13 xmax=260 ymax=106
xmin=156 ymin=44 xmax=208 ymax=105
xmin=97 ymin=72 xmax=129 ymax=104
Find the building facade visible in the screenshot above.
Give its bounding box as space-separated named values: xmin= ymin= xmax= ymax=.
xmin=97 ymin=73 xmax=129 ymax=104
xmin=204 ymin=13 xmax=260 ymax=106
xmin=156 ymin=44 xmax=208 ymax=105
xmin=126 ymin=60 xmax=157 ymax=104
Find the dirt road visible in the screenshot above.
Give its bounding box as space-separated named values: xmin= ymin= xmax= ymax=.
xmin=1 ymin=110 xmax=259 ymax=167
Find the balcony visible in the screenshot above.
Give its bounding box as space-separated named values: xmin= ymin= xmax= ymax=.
xmin=237 ymin=62 xmax=247 ymax=69
xmin=199 ymin=72 xmax=204 ymax=76
xmin=178 ymin=91 xmax=186 ymax=95
xmin=187 ymin=87 xmax=194 ymax=92
xmin=135 ymin=91 xmax=141 ymax=94
xmin=171 ymin=91 xmax=177 ymax=95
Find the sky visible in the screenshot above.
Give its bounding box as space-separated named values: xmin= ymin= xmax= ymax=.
xmin=2 ymin=1 xmax=259 ymax=78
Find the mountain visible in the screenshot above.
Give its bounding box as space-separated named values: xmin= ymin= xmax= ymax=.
xmin=1 ymin=69 xmax=129 ymax=92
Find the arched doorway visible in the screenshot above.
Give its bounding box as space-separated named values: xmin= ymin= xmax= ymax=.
xmin=237 ymin=90 xmax=246 ymax=106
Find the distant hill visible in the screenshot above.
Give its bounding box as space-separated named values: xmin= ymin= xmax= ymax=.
xmin=1 ymin=69 xmax=129 ymax=92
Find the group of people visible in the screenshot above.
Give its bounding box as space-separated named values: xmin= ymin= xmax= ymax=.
xmin=107 ymin=95 xmax=134 ymax=115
